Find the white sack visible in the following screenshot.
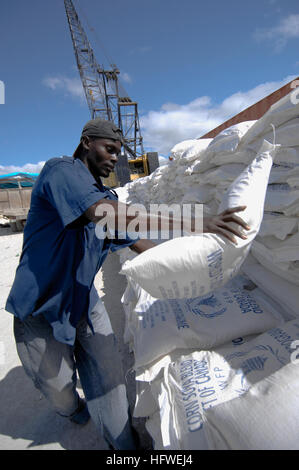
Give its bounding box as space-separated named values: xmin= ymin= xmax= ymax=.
xmin=134 ymin=336 xmax=256 ymax=384
xmin=114 ymin=186 xmax=129 ymax=204
xmin=170 ymin=138 xmax=212 ymax=162
xmin=121 ymin=282 xmax=138 ymax=347
xmin=134 ymin=374 xmax=179 ymax=449
xmin=256 ymin=231 xmax=299 ymax=263
xmin=180 ymin=185 xmax=215 ymax=204
xmin=121 ymin=140 xmax=277 ymax=300
xmin=195 ymin=164 xmax=246 ymax=186
xmin=245 ymin=118 xmax=299 ymax=153
xmin=275 ymin=146 xmax=299 ymax=166
xmin=206 ymin=149 xmax=256 ymax=168
xmin=283 ymin=201 xmax=299 ymax=216
xmin=241 ymin=254 xmax=299 ymax=320
xmin=152 ymin=335 xmax=256 ymax=450
xmin=216 ymin=183 xmax=299 ymax=214
xmin=264 ymin=184 xmax=299 ymax=212
xmin=204 ymin=121 xmax=257 ymax=156
xmin=258 ymin=212 xmax=298 ymax=240
xmin=129 ymin=275 xmax=283 ymax=368
xmin=269 ymin=164 xmax=299 ymax=184
xmin=242 ymin=90 xmax=299 ymax=145
xmin=288 ymin=175 xmax=299 ymax=187
xmin=251 ymin=240 xmax=299 ymax=285
xmin=134 ymin=380 xmax=159 ymax=418
xmin=193 ymin=148 xmax=298 ymax=177
xmin=191 ymin=122 xmax=257 ymax=173
xmin=165 ymin=320 xmax=299 ymax=450
xmin=203 ymin=362 xmax=299 ymax=450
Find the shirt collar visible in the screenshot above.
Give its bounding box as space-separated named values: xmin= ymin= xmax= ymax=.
xmin=73 ymin=157 xmax=105 ymax=191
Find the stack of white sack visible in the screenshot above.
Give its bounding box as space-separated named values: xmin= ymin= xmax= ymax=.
xmin=117 ymin=138 xmax=213 ymax=208
xmin=121 ymin=139 xmax=278 ymax=299
xmin=204 ymin=93 xmax=299 ymax=286
xmin=241 ymin=253 xmax=299 ymax=321
xmin=114 ymin=89 xmax=299 ymax=449
xmin=116 ymin=89 xmax=299 ymax=300
xmin=121 ymin=276 xmax=298 ymax=449
xmin=137 ymin=319 xmax=299 ymax=450
xmin=121 ymin=274 xmax=284 ymax=370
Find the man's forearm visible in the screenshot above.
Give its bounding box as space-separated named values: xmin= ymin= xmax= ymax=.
xmin=85 ymin=199 xmax=250 ymax=244
xmin=85 ymin=199 xmax=188 ymax=233
xmin=130 ymin=239 xmax=156 ymax=254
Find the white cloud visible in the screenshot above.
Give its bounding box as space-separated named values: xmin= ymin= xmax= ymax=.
xmin=0 ymin=161 xmax=45 ymax=175
xmin=41 ymin=73 xmax=297 ymax=158
xmin=120 ymin=72 xmax=132 ymax=84
xmin=2 ymin=74 xmax=295 ymax=174
xmin=140 ymin=75 xmax=296 ymax=155
xmin=254 ymin=14 xmax=299 ymax=51
xmin=43 ymin=76 xmax=85 ymax=100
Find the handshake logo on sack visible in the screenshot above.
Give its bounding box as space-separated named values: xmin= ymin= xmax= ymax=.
xmin=187 ymin=295 xmax=227 ymax=319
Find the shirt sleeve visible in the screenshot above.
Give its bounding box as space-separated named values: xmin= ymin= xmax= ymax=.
xmin=40 ymin=159 xmax=109 ymax=227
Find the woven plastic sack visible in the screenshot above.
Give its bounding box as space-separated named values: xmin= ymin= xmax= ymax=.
xmin=121 ymin=140 xmax=278 ymax=299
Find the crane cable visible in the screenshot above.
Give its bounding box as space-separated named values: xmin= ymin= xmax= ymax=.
xmin=74 ymin=0 xmax=130 ymax=99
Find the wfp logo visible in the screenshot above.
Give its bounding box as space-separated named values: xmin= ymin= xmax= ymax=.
xmin=187 ymin=294 xmax=227 ymax=319
xmin=0 ymin=81 xmax=4 ymax=104
xmin=239 ymin=355 xmax=268 ymax=376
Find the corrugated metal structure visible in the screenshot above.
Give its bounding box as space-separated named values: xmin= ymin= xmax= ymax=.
xmin=200 ymin=77 xmax=299 ymax=139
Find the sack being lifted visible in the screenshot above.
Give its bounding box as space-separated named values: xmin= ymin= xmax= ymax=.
xmin=121 ymin=140 xmax=279 ymax=299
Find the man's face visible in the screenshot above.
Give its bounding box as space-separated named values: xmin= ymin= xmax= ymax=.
xmin=83 ymin=137 xmax=121 ymax=179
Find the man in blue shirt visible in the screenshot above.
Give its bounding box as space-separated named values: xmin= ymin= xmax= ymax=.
xmin=6 ymin=118 xmax=249 ymax=450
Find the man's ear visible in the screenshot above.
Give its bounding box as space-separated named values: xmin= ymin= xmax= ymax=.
xmin=81 ymin=136 xmax=91 ymax=151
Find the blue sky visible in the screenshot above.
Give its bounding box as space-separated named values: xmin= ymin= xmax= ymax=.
xmin=1 ymin=0 xmax=299 ymax=172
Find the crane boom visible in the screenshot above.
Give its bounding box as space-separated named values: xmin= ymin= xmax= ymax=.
xmin=64 ymin=0 xmax=144 ymax=157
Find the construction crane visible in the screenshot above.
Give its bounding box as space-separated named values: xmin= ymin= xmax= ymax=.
xmin=64 ymin=0 xmax=148 ymax=180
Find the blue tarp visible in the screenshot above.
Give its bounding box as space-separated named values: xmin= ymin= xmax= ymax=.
xmin=0 ymin=172 xmax=38 ymax=189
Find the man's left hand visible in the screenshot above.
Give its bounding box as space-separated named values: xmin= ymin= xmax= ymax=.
xmin=203 ymin=206 xmax=250 ymax=244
